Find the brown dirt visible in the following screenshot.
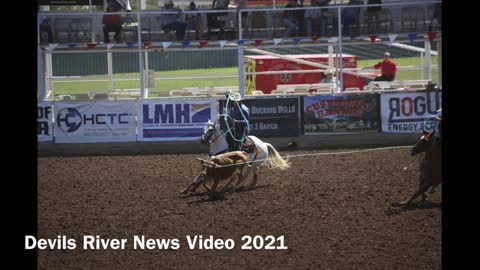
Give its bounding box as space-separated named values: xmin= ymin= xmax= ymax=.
xmin=38 ymin=148 xmax=441 ymax=270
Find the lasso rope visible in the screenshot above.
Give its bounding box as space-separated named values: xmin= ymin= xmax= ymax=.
xmin=205 ymin=145 xmax=413 ymax=169
xmin=221 ymin=92 xmax=250 ymax=143
xmin=402 ymin=153 xmax=423 ymax=171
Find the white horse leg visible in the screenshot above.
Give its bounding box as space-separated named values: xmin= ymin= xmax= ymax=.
xmin=233 ymin=166 xmax=248 ymax=190
xmin=248 ymin=166 xmax=258 ymax=189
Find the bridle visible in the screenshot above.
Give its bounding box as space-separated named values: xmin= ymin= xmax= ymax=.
xmin=204 ymin=122 xmax=228 ymax=145
xmin=205 ymin=121 xmax=228 ymax=144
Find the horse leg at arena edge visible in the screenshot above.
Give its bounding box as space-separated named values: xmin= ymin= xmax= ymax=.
xmin=425 ymin=185 xmax=438 ymax=199
xmin=419 ymin=175 xmax=428 ymax=202
xmin=249 ymin=166 xmax=259 ymax=189
xmin=400 ymin=176 xmax=432 ymax=206
xmin=208 ymin=178 xmax=220 ymax=200
xmin=179 ymin=172 xmax=206 ymax=195
xmin=219 ymin=173 xmax=240 ymax=193
xmin=233 ymin=151 xmax=260 ymax=191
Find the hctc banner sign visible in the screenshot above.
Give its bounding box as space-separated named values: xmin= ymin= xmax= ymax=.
xmin=220 ymin=98 xmax=300 ymax=137
xmin=380 ymin=91 xmax=442 ymax=133
xmin=304 ymin=95 xmax=380 ymax=134
xmin=38 ymin=102 xmax=53 ymax=142
xmin=54 ymin=101 xmax=137 ymax=143
xmin=138 ymin=100 xmax=218 ymax=141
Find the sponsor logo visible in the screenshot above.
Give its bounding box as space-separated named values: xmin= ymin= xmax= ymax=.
xmin=143 ymin=103 xmax=211 ymax=124
xmin=57 ymin=108 xmax=82 ymax=132
xmin=387 ymin=92 xmax=441 ymax=123
xmin=57 ymin=107 xmax=130 ymax=133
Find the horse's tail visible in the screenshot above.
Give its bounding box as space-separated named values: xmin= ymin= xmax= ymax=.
xmin=265 ymin=143 xmax=290 ymax=170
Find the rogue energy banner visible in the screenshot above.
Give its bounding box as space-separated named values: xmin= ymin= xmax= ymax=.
xmin=380 ymin=91 xmax=442 ymax=133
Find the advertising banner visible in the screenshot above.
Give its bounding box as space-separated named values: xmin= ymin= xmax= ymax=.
xmin=380 ymin=91 xmax=442 ymax=133
xmin=54 ymin=101 xmax=137 ymax=143
xmin=138 ymin=100 xmax=218 ymax=141
xmin=38 ymin=102 xmax=53 ymax=142
xmin=304 ymin=94 xmax=380 ymax=134
xmin=220 ymin=98 xmax=300 ymax=137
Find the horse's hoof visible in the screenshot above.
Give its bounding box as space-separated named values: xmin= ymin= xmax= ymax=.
xmin=392 ymin=201 xmax=409 ymax=207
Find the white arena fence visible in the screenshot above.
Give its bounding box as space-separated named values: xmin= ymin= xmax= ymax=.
xmin=38 ymin=1 xmax=442 ymax=101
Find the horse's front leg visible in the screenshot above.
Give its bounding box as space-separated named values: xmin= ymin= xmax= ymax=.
xmin=400 ymin=177 xmax=430 ymax=206
xmin=234 ymin=165 xmax=252 ymax=190
xmin=220 ymin=172 xmax=240 ymax=194
xmin=180 ymin=172 xmax=205 ymax=195
xmin=419 ymin=175 xmax=428 ymax=202
xmin=423 ymin=184 xmax=438 ymax=201
xmin=208 ymin=179 xmax=219 ymax=201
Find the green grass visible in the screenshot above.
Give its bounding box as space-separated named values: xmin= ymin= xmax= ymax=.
xmin=51 ymin=56 xmax=438 ymax=97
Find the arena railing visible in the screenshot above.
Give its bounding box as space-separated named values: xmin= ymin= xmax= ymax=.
xmin=37 ymin=1 xmax=441 ymax=102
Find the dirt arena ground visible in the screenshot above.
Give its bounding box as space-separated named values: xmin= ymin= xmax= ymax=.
xmin=38 ymin=147 xmax=441 ymax=270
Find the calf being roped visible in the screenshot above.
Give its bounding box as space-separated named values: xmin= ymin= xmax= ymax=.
xmin=180 ymin=151 xmax=249 ymax=200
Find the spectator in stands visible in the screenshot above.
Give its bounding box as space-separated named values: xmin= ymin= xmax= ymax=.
xmin=307 ymin=0 xmax=330 ymax=38
xmin=320 ymin=69 xmax=339 ymax=90
xmin=207 ymin=0 xmax=230 ymax=40
xmin=305 ymin=1 xmax=321 ymax=38
xmin=366 ymin=0 xmax=382 ymax=33
xmin=282 ymin=0 xmax=301 ymax=38
xmin=159 ymin=0 xmax=188 ymax=41
xmin=39 ymin=15 xmax=54 ymax=44
xmin=223 ymin=94 xmax=250 ymax=152
xmin=102 ymin=3 xmax=123 ymax=43
xmin=320 ymin=69 xmax=334 ymax=83
xmin=363 ymin=52 xmax=397 ymax=82
xmin=185 ymin=1 xmax=204 ymax=40
xmin=342 ymin=0 xmax=362 ymax=36
xmin=235 ymin=0 xmax=248 ymax=34
xmin=296 ymin=0 xmax=306 ymax=36
xmin=430 ymin=3 xmax=441 ymax=31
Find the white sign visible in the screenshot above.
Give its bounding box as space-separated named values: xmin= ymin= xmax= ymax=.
xmin=380 ymin=92 xmax=442 ymax=133
xmin=138 ymin=100 xmax=218 ymax=141
xmin=38 ymin=102 xmax=53 ymax=142
xmin=54 ymin=101 xmax=137 ymax=143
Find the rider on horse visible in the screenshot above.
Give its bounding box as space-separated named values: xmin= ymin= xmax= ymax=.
xmin=435 ymin=108 xmax=442 ymax=137
xmin=222 ymin=93 xmax=250 ymax=152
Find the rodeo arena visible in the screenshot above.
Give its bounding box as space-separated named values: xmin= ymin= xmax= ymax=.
xmin=37 ymin=0 xmax=442 ymax=269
